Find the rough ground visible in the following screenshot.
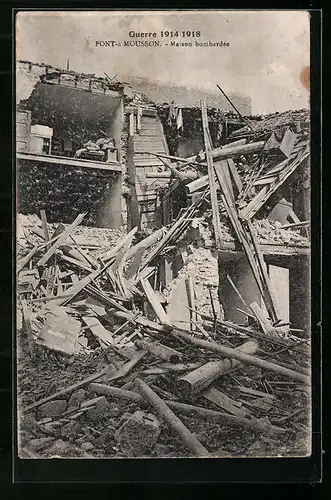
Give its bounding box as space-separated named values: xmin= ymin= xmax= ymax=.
xmin=17 ymin=323 xmax=310 ymax=459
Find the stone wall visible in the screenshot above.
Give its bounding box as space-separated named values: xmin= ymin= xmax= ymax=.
xmin=17 ymin=159 xmax=120 ymax=227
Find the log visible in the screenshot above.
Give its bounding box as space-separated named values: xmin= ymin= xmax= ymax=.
xmin=135 ymin=339 xmax=182 ymax=363
xmin=172 ymin=329 xmax=310 ymax=384
xmin=178 ymin=340 xmax=257 ymax=396
xmin=89 ymin=383 xmax=286 ymax=435
xmin=135 ymin=378 xmax=209 ymax=457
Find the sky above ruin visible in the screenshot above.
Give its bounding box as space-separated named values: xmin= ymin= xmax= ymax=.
xmin=16 ymin=10 xmax=310 ymax=115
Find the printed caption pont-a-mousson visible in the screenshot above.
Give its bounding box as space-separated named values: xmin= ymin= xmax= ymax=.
xmin=95 ymin=30 xmax=230 ymax=48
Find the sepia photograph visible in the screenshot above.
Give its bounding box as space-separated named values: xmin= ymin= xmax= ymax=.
xmin=15 ymin=10 xmax=311 ymax=460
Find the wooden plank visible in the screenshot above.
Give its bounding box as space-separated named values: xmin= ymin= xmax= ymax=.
xmin=59 ymin=254 xmax=94 ymax=273
xmin=185 ymin=276 xmax=197 ymax=332
xmin=22 ymin=367 xmax=110 ymax=414
xmin=129 ymin=112 xmax=135 ymax=136
xmin=201 ymin=100 xmax=222 ymax=250
xmin=140 ymin=277 xmax=172 ymax=327
xmin=250 ymin=302 xmax=275 ymax=335
xmin=90 ymin=383 xmax=286 ymax=435
xmin=54 ymin=232 xmax=136 ymax=305
xmin=240 ymin=186 xmax=269 ymax=219
xmin=17 ymin=152 xmax=122 ymax=172
xmin=135 ymin=339 xmax=181 ymax=363
xmin=137 ymin=131 xmax=165 ymax=137
xmin=228 ymin=158 xmax=243 ymax=193
xmin=134 ymin=159 xmax=165 ymax=167
xmin=113 ymin=310 xmax=170 ymax=333
xmin=133 ymin=140 xmax=165 ymax=147
xmin=82 ymin=316 xmax=114 ymax=346
xmin=37 ymin=212 xmax=86 ymax=267
xmin=203 ymin=387 xmax=251 ymax=417
xmin=132 ymin=203 xmax=199 ymax=284
xmin=245 ymin=219 xmax=279 ymax=321
xmin=40 ymin=210 xmax=51 ymax=251
xmin=221 ymin=159 xmax=235 ymax=202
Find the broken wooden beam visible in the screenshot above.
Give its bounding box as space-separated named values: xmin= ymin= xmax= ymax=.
xmin=178 ymin=340 xmax=258 ymax=396
xmin=135 ymin=339 xmax=181 ymax=363
xmin=37 ymin=212 xmax=86 ymax=267
xmin=172 ymin=329 xmax=310 ymax=384
xmin=113 ymin=310 xmax=171 ymax=333
xmin=140 ymin=277 xmax=172 ymax=326
xmin=135 ymin=378 xmax=209 ymax=457
xmin=203 ymin=386 xmax=251 ymax=417
xmin=146 ymin=141 xmax=265 ymax=165
xmin=201 ymin=99 xmax=223 ymax=250
xmin=89 ymin=383 xmax=287 ymax=435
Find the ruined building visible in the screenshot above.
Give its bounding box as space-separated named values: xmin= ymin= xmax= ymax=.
xmin=16 ymin=61 xmax=311 ymax=459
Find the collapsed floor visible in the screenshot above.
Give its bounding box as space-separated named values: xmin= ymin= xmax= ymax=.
xmin=17 ymin=209 xmax=311 ymax=459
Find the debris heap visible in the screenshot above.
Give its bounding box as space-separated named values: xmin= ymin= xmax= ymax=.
xmin=17 ymin=199 xmax=310 ymax=458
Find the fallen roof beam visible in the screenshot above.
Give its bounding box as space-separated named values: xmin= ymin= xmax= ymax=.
xmin=138 ymin=141 xmax=265 ymax=167
xmin=172 ymin=329 xmax=310 ymax=385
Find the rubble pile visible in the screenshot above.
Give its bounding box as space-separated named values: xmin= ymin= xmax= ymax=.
xmin=17 ymin=203 xmax=311 ymax=459
xmin=252 ymin=219 xmax=308 ymax=246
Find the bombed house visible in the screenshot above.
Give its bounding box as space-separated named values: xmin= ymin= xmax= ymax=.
xmin=16 ymin=61 xmax=311 ymax=459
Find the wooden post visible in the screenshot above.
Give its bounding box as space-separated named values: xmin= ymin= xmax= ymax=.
xmin=178 ymin=340 xmax=258 ymax=396
xmin=172 ymin=329 xmax=310 ymax=384
xmin=135 ymin=378 xmax=210 ymax=457
xmin=201 ymin=100 xmax=222 ymax=250
xmin=185 ymin=276 xmax=197 ymax=331
xmin=126 ymin=135 xmax=141 ymax=231
xmin=140 ymin=278 xmax=172 ymax=326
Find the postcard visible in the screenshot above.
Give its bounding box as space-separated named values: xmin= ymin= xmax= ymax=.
xmin=15 ymin=10 xmax=311 ymax=460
